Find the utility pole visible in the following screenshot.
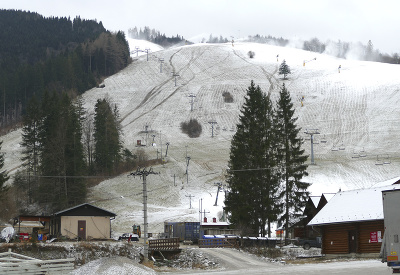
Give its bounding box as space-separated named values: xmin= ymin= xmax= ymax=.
xmin=304 ymin=129 xmax=320 ymax=165
xmin=199 ymin=198 xmax=210 ymax=223
xmin=144 ymin=124 xmax=149 ymax=146
xmin=186 ymin=194 xmax=195 ymax=209
xmin=188 ymin=94 xmax=196 ymax=111
xmin=172 ymin=73 xmax=179 ymax=86
xmin=159 ymin=58 xmax=164 ymax=73
xmin=129 ymin=167 xmax=159 ymax=262
xmin=208 ymin=121 xmax=217 ymax=138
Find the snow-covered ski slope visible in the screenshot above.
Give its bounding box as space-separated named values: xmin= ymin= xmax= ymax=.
xmin=2 ymin=40 xmax=400 ymax=235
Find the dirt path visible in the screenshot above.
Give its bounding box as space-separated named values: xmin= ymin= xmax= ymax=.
xmin=171 ymin=248 xmax=392 ymax=275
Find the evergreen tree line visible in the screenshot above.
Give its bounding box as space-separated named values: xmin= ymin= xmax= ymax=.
xmin=128 ymin=26 xmax=186 ymax=48
xmin=15 ymin=93 xmax=127 ymax=213
xmin=224 ymin=81 xmax=309 ymax=239
xmin=247 ymin=34 xmax=289 ymax=47
xmin=0 ymin=10 xmax=131 ymax=130
xmin=302 ymin=37 xmax=400 ymax=64
xmin=206 ymin=34 xmax=229 ymax=44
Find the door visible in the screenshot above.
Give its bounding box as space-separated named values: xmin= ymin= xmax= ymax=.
xmin=78 ymin=220 xmax=86 ymax=240
xmin=348 ymin=230 xmax=357 ymax=253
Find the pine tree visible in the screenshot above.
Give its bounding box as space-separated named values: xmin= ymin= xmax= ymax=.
xmin=278 ymin=59 xmax=291 ymax=80
xmin=275 ymin=83 xmax=309 ymax=241
xmin=366 ymin=40 xmax=374 ymax=61
xmin=225 ymin=81 xmax=281 ymax=236
xmin=0 ymin=141 xmax=10 ymax=196
xmin=93 ymin=98 xmax=122 ymax=174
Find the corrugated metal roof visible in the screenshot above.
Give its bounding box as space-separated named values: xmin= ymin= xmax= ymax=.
xmin=308 ymin=181 xmax=400 ymax=226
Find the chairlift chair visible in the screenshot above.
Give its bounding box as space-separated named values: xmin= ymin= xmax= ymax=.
xmin=339 ymin=143 xmax=345 ymax=150
xmin=331 ymin=145 xmax=339 ymax=151
xmin=375 ymin=155 xmax=383 ymax=165
xmin=352 ymin=150 xmax=359 ymax=158
xmin=359 ymin=148 xmax=367 ymax=157
xmin=383 ymin=154 xmax=391 ymax=164
xmin=320 ymin=135 xmax=327 ymax=143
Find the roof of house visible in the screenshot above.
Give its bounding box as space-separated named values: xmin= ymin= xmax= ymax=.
xmin=54 ymin=203 xmax=116 ymax=217
xmin=308 ymin=180 xmax=400 ymax=226
xmin=201 ymin=221 xmax=229 ymax=227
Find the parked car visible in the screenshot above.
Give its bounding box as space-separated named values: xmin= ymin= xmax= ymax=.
xmin=298 ymin=237 xmax=322 ymax=250
xmin=118 ymin=233 xmax=139 ymax=241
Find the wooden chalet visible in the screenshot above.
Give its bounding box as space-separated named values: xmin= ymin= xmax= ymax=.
xmin=308 ymin=178 xmax=400 ymax=256
xmin=50 ymin=203 xmax=116 ymax=240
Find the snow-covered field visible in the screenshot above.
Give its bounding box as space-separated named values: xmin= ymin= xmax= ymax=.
xmin=2 ymin=39 xmax=400 ymax=237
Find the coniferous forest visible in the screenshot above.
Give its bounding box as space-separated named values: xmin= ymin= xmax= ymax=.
xmin=0 ymin=10 xmax=133 ymax=215
xmin=0 ymin=9 xmax=130 ymax=131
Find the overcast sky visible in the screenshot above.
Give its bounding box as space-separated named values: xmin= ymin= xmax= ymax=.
xmin=2 ymin=0 xmax=400 ymax=54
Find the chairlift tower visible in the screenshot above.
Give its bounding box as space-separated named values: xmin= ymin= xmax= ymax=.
xmin=144 ymin=48 xmax=151 ymax=61
xmin=214 ymin=182 xmax=223 ymax=206
xmin=172 ymin=73 xmax=179 ymax=86
xmin=188 ymin=94 xmax=196 ymax=111
xmin=304 ymin=129 xmax=320 ymax=165
xmin=165 ymin=142 xmax=170 ymax=157
xmin=159 ymin=58 xmax=164 ymax=73
xmin=186 ymin=194 xmax=195 ymax=209
xmin=129 ymin=167 xmax=159 ymax=262
xmin=185 ymin=156 xmax=191 ymax=185
xmin=208 ymin=121 xmax=217 ymax=138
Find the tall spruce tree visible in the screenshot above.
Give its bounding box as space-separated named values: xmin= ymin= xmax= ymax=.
xmin=275 ymin=83 xmax=309 ymax=241
xmin=93 ymin=98 xmax=122 ymax=174
xmin=225 ymin=81 xmax=281 ymax=236
xmin=20 ymin=92 xmax=87 ymax=211
xmin=21 ymin=95 xmax=42 ymax=203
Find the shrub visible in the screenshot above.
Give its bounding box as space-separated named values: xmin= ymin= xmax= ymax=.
xmin=248 ymin=51 xmax=255 ymax=58
xmin=180 ymin=119 xmax=202 ymax=138
xmin=222 ymin=91 xmax=234 ymax=103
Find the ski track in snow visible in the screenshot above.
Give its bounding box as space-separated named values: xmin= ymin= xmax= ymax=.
xmin=2 ymin=40 xmax=400 ymax=236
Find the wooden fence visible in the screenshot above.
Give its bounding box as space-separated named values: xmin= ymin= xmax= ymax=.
xmin=0 ymin=249 xmax=74 ymax=274
xmin=198 ymin=237 xmax=238 ymax=248
xmin=148 ymin=238 xmax=180 ymax=251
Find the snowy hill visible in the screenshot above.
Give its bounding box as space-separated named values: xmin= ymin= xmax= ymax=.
xmin=2 ymin=40 xmax=400 ymax=237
